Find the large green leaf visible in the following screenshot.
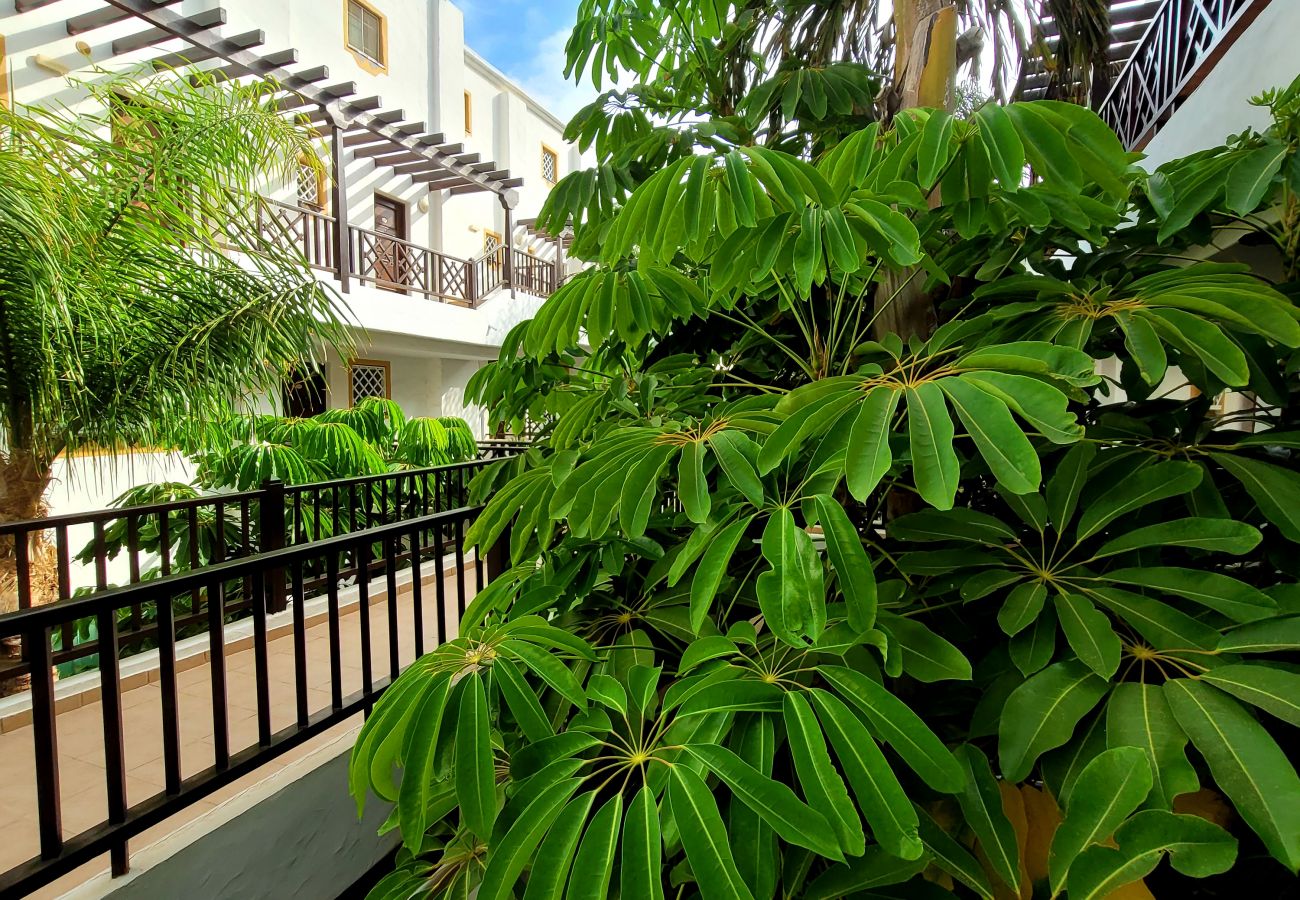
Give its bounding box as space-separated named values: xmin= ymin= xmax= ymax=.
xmin=783 ymin=692 xmax=865 ymax=857
xmin=1210 ymin=453 xmax=1300 ymax=542
xmin=809 ymin=689 xmax=923 ymax=861
xmin=812 ymin=494 xmax=877 ymax=631
xmin=878 ymin=612 xmax=973 ymax=682
xmin=478 ymin=778 xmax=583 ymax=900
xmin=567 ymin=793 xmax=623 ymax=900
xmin=821 ymin=665 xmax=965 ymax=792
xmin=523 ymin=792 xmax=598 ymax=900
xmin=1048 ymin=746 xmax=1153 ymax=893
xmin=685 ymin=743 xmax=841 ymax=859
xmin=1218 ymin=616 xmax=1300 ymax=653
xmin=1075 ymin=460 xmax=1202 ymax=541
xmin=846 ymin=387 xmax=901 ymax=500
xmin=620 ymin=786 xmax=664 ymax=900
xmin=1067 ymin=810 xmax=1237 ymax=899
xmin=1054 ymin=593 xmax=1121 ymax=678
xmin=755 ymin=507 xmax=826 ymax=644
xmin=1165 ymin=678 xmax=1300 ymax=871
xmin=668 ymin=765 xmax=757 ymax=900
xmin=999 ymin=660 xmax=1109 ymax=782
xmin=1105 ymin=683 xmax=1198 ymax=810
xmin=954 ymin=744 xmax=1020 ymax=891
xmin=456 ymin=674 xmax=498 ymax=840
xmin=939 ymin=377 xmax=1040 ymax=494
xmin=906 ymin=382 xmax=960 ymax=509
xmin=689 ymin=515 xmax=754 ymax=633
xmin=1201 ymin=663 xmax=1300 ymax=726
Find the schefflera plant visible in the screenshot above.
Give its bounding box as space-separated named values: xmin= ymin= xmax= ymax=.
xmin=350 ymin=86 xmax=1300 ymax=899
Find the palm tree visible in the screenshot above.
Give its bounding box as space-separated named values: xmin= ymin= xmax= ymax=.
xmin=0 ymin=70 xmax=352 ymax=614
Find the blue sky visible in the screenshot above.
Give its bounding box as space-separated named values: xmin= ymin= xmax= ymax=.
xmin=459 ymin=0 xmax=596 ymax=122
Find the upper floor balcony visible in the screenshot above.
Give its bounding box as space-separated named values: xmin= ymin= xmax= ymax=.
xmin=1022 ymin=0 xmax=1276 ymax=151
xmin=254 ymin=196 xmax=561 ymax=308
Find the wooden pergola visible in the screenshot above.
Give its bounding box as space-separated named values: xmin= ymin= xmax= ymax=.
xmin=13 ymin=0 xmax=530 ymax=293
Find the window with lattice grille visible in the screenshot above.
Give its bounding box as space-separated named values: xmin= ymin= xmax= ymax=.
xmin=541 ymin=145 xmax=558 ymax=184
xmin=349 ymin=360 xmax=389 ymax=404
xmin=296 ymin=161 xmax=323 ymax=210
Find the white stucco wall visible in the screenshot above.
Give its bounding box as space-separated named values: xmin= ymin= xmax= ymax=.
xmin=3 ymin=0 xmax=573 ymax=522
xmin=1140 ymin=1 xmax=1300 ymax=169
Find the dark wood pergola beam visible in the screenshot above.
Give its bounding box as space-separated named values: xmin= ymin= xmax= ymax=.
xmin=112 ymin=7 xmax=226 ymax=55
xmin=152 ymin=29 xmax=264 ymax=70
xmin=67 ymin=0 xmax=181 ymax=35
xmin=101 ymin=0 xmax=521 ymax=202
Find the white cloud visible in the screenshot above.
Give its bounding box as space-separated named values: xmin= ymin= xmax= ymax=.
xmin=502 ymin=26 xmax=601 ymax=124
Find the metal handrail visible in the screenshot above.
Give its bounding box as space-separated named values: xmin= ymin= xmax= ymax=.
xmin=0 ymin=501 xmax=492 ymax=895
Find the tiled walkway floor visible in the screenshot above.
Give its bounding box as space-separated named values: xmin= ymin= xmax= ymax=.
xmin=0 ymin=567 xmax=473 ymax=899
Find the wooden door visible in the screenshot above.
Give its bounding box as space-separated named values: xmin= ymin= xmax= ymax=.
xmin=373 ymin=195 xmax=407 ymax=291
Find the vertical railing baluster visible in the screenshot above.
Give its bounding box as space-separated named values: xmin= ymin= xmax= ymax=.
xmin=27 ymin=626 xmax=62 ymax=860
xmin=454 ymin=515 xmax=467 ymax=619
xmin=155 ymin=583 xmax=181 ymax=795
xmin=411 ymin=521 xmax=425 ymax=657
xmin=357 ymin=534 xmax=374 ymax=706
xmin=252 ymin=568 xmax=272 ymax=747
xmin=97 ymin=607 xmax=129 ymax=876
xmin=127 ymin=515 xmax=142 ymax=636
xmin=434 ymin=519 xmax=447 ymax=644
xmin=291 ymin=558 xmax=309 ymax=729
xmin=54 ymin=525 xmax=70 ymax=601
xmin=209 ymin=575 xmax=229 ymax=770
xmin=188 ymin=506 xmax=201 ymax=617
xmin=326 ymin=550 xmax=343 ymax=710
xmin=384 ymin=532 xmax=399 ymax=678
xmin=214 ymin=500 xmax=226 ymax=564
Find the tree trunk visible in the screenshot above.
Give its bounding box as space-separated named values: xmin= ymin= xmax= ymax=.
xmin=877 ymin=0 xmax=958 ymax=344
xmin=0 ymin=450 xmax=58 ymax=696
xmin=878 ymin=1 xmax=959 ymax=518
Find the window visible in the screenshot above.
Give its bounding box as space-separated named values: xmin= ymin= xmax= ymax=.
xmin=464 ymin=90 xmax=473 ymax=135
xmin=348 ymin=359 xmax=390 ymax=405
xmin=483 ymin=229 xmax=503 ymax=255
xmin=283 ymin=364 xmax=327 ymax=418
xmin=296 ymin=156 xmax=326 ymax=211
xmin=541 ymin=144 xmax=559 ymax=184
xmin=346 ymin=0 xmax=386 ymax=70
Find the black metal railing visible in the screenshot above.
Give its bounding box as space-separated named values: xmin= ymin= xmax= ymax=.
xmin=1097 ymin=0 xmax=1269 ymax=149
xmin=0 ymin=457 xmax=499 ymax=690
xmin=0 ymin=500 xmax=497 ymax=896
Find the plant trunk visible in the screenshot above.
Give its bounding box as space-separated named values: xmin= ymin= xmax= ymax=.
xmin=0 ymin=450 xmax=58 ymax=696
xmin=877 ymin=1 xmax=958 ymax=518
xmin=876 ymin=0 xmax=958 ymax=344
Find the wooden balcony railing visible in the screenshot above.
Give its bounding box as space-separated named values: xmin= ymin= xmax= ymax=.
xmin=255 ymin=198 xmax=337 ymax=272
xmin=512 ymin=248 xmax=558 ymax=297
xmin=249 ymin=198 xmax=564 ymax=306
xmin=349 ymin=225 xmax=477 ymax=305
xmin=1097 ymin=0 xmax=1271 ymax=150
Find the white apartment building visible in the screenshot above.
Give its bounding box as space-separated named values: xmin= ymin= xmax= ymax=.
xmin=1 ymin=0 xmax=582 ymax=511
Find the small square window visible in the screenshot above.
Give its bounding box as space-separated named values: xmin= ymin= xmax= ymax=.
xmin=349 ymin=360 xmax=390 ymax=404
xmin=346 ymin=1 xmax=385 ymax=67
xmin=541 ymin=145 xmax=559 ymax=184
